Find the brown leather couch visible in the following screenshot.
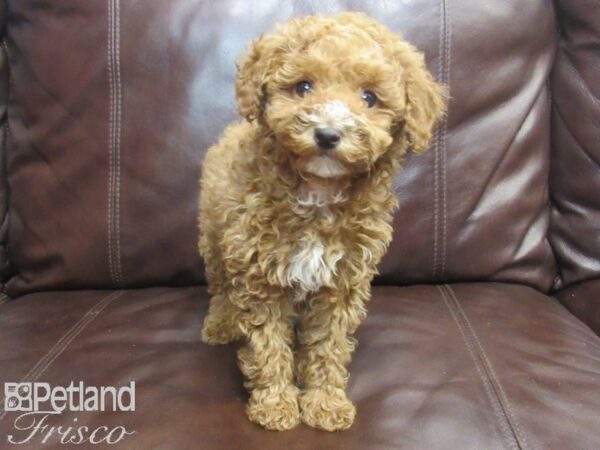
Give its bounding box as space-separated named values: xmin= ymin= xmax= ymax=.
xmin=0 ymin=1 xmax=599 ymax=448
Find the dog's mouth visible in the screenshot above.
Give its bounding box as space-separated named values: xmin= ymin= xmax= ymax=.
xmin=302 ymin=155 xmax=350 ymax=179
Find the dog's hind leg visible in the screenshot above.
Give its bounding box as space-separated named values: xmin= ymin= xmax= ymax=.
xmin=200 ymin=223 xmax=244 ymax=345
xmin=201 ymin=290 xmax=243 ymax=345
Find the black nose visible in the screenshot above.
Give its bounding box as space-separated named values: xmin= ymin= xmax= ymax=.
xmin=314 ymin=127 xmax=341 ymax=150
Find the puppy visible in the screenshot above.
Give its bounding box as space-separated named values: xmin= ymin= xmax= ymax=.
xmin=199 ymin=12 xmax=444 ymax=431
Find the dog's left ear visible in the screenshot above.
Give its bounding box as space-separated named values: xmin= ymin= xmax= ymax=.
xmin=395 ymin=42 xmax=447 ymax=153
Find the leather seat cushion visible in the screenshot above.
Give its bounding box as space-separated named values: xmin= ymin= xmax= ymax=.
xmin=1 ymin=283 xmax=599 ymax=448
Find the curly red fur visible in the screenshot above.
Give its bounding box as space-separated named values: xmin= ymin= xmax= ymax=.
xmin=199 ymin=12 xmax=445 ymax=431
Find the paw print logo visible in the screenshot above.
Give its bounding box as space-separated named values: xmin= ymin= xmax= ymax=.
xmin=6 ymin=397 xmax=18 ymax=409
xmin=4 ymin=383 xmax=32 ymax=412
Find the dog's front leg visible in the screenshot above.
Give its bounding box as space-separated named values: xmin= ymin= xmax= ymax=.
xmin=235 ymin=288 xmax=300 ymax=431
xmin=297 ymin=284 xmax=369 ymax=431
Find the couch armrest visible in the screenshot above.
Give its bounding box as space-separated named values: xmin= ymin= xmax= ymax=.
xmin=550 ymin=1 xmax=600 ymax=336
xmin=555 ymin=278 xmax=600 ymax=335
xmin=549 ymin=0 xmax=600 ymax=290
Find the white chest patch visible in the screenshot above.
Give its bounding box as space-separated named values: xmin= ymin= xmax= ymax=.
xmin=283 ymin=239 xmax=343 ymax=302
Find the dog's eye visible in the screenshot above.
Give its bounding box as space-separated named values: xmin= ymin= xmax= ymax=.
xmin=294 ymin=80 xmax=313 ymax=97
xmin=361 ymin=90 xmax=378 ymax=108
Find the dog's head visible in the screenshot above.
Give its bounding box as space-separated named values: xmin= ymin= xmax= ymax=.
xmin=235 ymin=13 xmax=445 ymax=180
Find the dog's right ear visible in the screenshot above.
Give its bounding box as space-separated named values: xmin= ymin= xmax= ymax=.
xmin=235 ymin=34 xmax=280 ymax=122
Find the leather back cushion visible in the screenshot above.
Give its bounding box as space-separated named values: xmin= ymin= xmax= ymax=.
xmin=0 ymin=0 xmax=9 ymax=291
xmin=5 ymin=0 xmax=557 ymax=295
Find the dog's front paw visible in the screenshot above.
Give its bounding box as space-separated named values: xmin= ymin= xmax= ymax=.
xmin=246 ymin=385 xmax=301 ymax=431
xmin=300 ymin=387 xmax=356 ymax=431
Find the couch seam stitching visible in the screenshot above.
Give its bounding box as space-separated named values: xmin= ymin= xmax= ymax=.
xmin=434 ymin=0 xmax=451 ymax=280
xmin=0 ymin=290 xmax=125 ymax=420
xmin=107 ymin=0 xmax=123 ymax=287
xmin=440 ymin=0 xmax=451 ymax=278
xmin=432 ymin=0 xmax=442 ymax=279
xmin=114 ymin=0 xmax=123 ymax=286
xmin=107 ymin=0 xmax=117 ymax=286
xmin=1 ymin=40 xmax=12 ymax=290
xmin=437 ymin=285 xmax=520 ymax=450
xmin=446 ymin=285 xmax=530 ymax=449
